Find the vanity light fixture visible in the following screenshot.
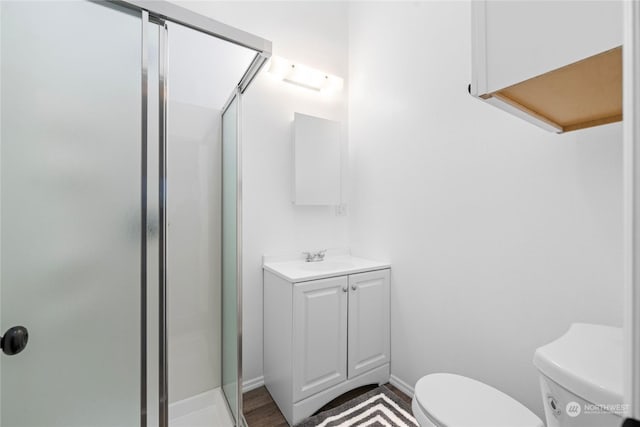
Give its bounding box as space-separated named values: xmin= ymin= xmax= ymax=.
xmin=267 ymin=56 xmax=344 ymax=93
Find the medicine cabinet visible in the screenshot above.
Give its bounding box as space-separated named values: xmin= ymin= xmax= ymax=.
xmin=292 ymin=113 xmax=341 ymax=205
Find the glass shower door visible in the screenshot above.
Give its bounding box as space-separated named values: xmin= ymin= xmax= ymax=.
xmin=222 ymin=92 xmax=241 ymax=424
xmin=0 ymin=2 xmax=143 ymax=426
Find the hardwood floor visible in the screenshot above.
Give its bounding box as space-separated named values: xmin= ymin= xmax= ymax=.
xmin=242 ymin=383 xmax=412 ymax=427
xmin=385 ymin=383 xmax=412 ymax=406
xmin=243 ymin=386 xmax=288 ymax=427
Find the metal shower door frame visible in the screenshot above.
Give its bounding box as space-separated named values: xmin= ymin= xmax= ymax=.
xmin=129 ymin=2 xmax=270 ymax=426
xmin=624 ymin=0 xmax=640 ymax=422
xmin=221 ymin=86 xmax=245 ymax=427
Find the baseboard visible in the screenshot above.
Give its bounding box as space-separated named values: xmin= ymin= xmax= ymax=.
xmin=389 ymin=374 xmax=415 ymax=398
xmin=242 ymin=375 xmax=265 ymax=393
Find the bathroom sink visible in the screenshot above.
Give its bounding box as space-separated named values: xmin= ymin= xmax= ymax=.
xmin=300 ymin=261 xmax=355 ymax=271
xmin=262 ymin=252 xmax=390 ymax=282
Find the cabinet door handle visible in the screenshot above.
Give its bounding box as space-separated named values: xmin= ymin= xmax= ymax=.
xmin=342 ymin=286 xmax=348 ymax=292
xmin=351 ymin=285 xmax=358 ymax=291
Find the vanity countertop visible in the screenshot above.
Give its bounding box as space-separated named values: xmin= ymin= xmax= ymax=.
xmin=263 ymin=254 xmax=390 ymax=282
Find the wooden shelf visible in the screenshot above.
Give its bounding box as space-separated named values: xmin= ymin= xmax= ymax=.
xmin=484 ymin=46 xmax=622 ymax=133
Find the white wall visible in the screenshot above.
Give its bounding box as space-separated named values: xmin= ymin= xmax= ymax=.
xmin=174 ymin=1 xmax=351 ymax=385
xmin=347 ymin=1 xmax=623 ymax=418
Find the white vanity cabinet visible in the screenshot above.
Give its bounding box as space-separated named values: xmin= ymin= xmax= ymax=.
xmin=263 ymin=258 xmax=390 ymax=426
xmin=293 ymin=276 xmax=348 ymax=402
xmin=347 ymin=271 xmax=390 ymax=378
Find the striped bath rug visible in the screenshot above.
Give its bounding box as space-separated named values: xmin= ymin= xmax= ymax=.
xmin=296 ymin=385 xmax=418 ymax=427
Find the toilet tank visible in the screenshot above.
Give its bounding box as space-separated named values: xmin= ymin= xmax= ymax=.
xmin=533 ymin=323 xmax=624 ymax=427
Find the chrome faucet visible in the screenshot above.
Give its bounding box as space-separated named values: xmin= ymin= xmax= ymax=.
xmin=303 ymin=249 xmax=326 ymax=262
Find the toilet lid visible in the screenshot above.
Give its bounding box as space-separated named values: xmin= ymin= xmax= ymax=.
xmin=414 ymin=373 xmax=543 ymax=427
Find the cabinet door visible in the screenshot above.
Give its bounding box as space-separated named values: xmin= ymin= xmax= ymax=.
xmin=348 ymin=269 xmax=390 ymax=379
xmin=293 ymin=276 xmax=348 ymax=402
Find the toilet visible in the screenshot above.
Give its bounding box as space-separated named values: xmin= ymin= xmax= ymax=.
xmin=411 ymin=323 xmax=623 ymax=427
xmin=534 ymin=323 xmax=623 ymax=427
xmin=411 ymin=373 xmax=543 ymax=427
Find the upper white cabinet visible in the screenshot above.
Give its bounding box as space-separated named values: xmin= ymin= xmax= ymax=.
xmin=292 ymin=113 xmax=341 ymax=205
xmin=471 ymin=1 xmax=622 ymax=133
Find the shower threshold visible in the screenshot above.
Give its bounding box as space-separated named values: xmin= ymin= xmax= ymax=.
xmin=170 ymin=388 xmax=233 ymax=427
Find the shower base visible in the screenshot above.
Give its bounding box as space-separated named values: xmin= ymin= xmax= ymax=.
xmin=170 ymin=388 xmax=233 ymax=427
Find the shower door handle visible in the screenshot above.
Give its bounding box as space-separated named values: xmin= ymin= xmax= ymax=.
xmin=1 ymin=326 xmax=28 ymax=355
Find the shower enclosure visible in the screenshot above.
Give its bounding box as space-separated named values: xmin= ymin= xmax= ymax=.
xmin=0 ymin=1 xmax=270 ymax=426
